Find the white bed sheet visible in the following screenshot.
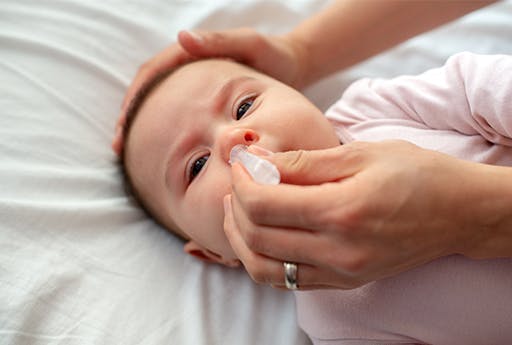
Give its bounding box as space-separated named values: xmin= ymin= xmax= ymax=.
xmin=1 ymin=1 xmax=511 ymax=344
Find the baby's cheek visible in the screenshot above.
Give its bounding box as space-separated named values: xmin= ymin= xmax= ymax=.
xmin=204 ymin=175 xmax=231 ymax=225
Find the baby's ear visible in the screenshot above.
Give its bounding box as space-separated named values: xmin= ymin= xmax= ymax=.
xmin=184 ymin=241 xmax=240 ymax=267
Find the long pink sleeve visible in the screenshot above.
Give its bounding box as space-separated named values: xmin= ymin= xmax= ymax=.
xmin=296 ymin=53 xmax=512 ymax=345
xmin=329 ymin=52 xmax=512 ymax=163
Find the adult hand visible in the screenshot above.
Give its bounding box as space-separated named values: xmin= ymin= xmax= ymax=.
xmin=112 ymin=28 xmax=306 ymax=155
xmin=223 ymin=141 xmax=489 ymax=290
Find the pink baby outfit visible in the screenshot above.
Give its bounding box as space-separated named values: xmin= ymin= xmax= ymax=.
xmin=296 ymin=53 xmax=512 ymax=344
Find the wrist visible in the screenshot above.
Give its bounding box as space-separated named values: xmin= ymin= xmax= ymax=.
xmin=460 ymin=163 xmax=512 ymax=259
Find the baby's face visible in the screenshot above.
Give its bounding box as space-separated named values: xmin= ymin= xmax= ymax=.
xmin=125 ymin=59 xmax=339 ymax=265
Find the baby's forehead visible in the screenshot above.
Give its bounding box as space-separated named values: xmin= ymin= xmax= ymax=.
xmin=146 ymin=58 xmax=265 ymax=110
xmin=130 ymin=58 xmax=262 ymax=157
xmin=171 ymin=58 xmax=260 ymax=83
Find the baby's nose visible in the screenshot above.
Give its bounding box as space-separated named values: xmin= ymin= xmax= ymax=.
xmin=219 ymin=128 xmax=259 ymax=163
xmin=242 ymin=130 xmax=258 ymax=144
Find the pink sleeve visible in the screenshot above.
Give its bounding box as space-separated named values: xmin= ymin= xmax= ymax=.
xmin=336 ymin=52 xmax=512 ymax=146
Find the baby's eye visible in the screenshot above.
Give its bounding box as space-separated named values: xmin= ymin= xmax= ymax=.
xmin=189 ymin=155 xmax=209 ymax=182
xmin=236 ymin=97 xmax=255 ymax=120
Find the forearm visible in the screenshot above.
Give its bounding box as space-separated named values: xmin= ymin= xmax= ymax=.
xmin=288 ymin=0 xmax=496 ymax=86
xmin=461 ymin=162 xmax=512 ymax=259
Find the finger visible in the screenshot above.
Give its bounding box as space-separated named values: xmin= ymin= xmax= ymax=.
xmin=229 ymin=187 xmax=318 ymax=262
xmin=230 ymin=163 xmax=356 ymax=231
xmin=224 ymin=194 xmax=284 ymax=285
xmin=228 ymin=179 xmax=370 ymax=283
xmin=226 ymin=193 xmax=342 ymax=287
xmin=226 ymin=198 xmax=362 ymax=289
xmin=177 ymin=30 xmax=205 ymax=54
xmin=178 ymin=28 xmax=264 ymax=65
xmin=266 ymin=144 xmax=371 ymax=185
xmin=226 ymin=201 xmax=353 ymax=288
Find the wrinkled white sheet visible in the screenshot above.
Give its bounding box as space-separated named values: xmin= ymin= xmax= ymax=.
xmin=1 ymin=1 xmax=511 ymax=344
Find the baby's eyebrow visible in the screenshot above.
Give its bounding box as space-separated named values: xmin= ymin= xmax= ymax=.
xmin=212 ymin=76 xmax=256 ymax=113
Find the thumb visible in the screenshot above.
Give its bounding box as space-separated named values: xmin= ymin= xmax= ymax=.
xmin=177 ymin=29 xmax=262 ymax=63
xmin=268 ymin=145 xmax=365 ymax=185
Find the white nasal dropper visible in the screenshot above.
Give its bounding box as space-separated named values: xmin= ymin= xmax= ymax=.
xmin=229 ymin=145 xmax=281 ymax=185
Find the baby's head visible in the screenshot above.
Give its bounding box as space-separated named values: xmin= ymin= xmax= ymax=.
xmin=122 ymin=58 xmax=339 ymax=266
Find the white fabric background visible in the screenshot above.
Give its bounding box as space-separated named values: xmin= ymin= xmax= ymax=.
xmin=1 ymin=1 xmax=511 ymax=344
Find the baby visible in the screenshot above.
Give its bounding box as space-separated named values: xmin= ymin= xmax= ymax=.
xmin=121 ymin=54 xmax=512 ymax=343
xmin=121 ymin=58 xmax=340 ymax=266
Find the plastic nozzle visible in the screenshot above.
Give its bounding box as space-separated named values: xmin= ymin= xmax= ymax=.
xmin=229 ymin=145 xmax=280 ymax=185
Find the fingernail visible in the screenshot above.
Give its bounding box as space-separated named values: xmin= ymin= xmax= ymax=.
xmin=186 ymin=30 xmax=204 ymax=43
xmin=247 ymin=145 xmax=273 ymax=156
